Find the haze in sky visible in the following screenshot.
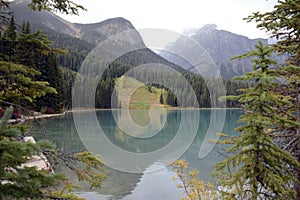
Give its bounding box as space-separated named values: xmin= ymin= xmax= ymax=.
xmin=57 ymin=0 xmax=278 ymax=39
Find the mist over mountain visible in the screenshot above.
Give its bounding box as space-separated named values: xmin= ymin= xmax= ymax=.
xmin=8 ymin=1 xmax=276 ymax=80
xmin=160 ymin=24 xmax=269 ymax=79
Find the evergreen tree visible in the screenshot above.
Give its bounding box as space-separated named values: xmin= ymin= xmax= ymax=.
xmin=0 ymin=107 xmax=105 ymax=199
xmin=245 ymin=0 xmax=300 ymax=197
xmin=166 ymin=89 xmax=177 ymax=107
xmin=216 ymin=42 xmax=300 ymax=199
xmin=21 ymin=21 xmax=31 ymax=34
xmin=2 ymin=17 xmax=16 ymax=62
xmin=0 ymin=1 xmax=106 ymax=199
xmin=0 ymin=21 xmax=64 ymax=112
xmin=147 ymin=84 xmax=152 ymax=93
xmin=0 ymin=61 xmax=57 ymax=106
xmin=4 ymin=16 xmax=16 ymax=41
xmin=0 ymin=107 xmax=60 ymax=199
xmin=160 ymin=92 xmax=163 ymax=104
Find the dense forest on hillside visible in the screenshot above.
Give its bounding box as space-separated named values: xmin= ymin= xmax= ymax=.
xmin=0 ymin=19 xmax=61 ymax=112
xmin=0 ymin=18 xmax=245 ymax=112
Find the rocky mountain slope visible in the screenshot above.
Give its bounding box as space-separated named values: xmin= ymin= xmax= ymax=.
xmin=160 ymin=24 xmax=269 ymax=79
xmin=9 ymin=0 xmax=183 ymax=73
xmin=9 ymin=1 xmax=275 ymax=80
xmin=10 ymin=0 xmax=143 ymax=45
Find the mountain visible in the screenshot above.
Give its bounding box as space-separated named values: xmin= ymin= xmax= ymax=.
xmin=10 ymin=0 xmax=80 ymax=37
xmin=10 ymin=0 xmax=142 ymax=44
xmin=1 ymin=1 xmax=245 ymax=111
xmin=9 ymin=0 xmax=184 ymax=73
xmin=74 ymin=18 xmax=143 ymax=45
xmin=160 ymin=24 xmax=269 ymax=79
xmin=9 ymin=1 xmax=265 ymax=80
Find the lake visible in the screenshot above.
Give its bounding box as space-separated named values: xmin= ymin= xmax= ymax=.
xmin=29 ymin=109 xmax=242 ymax=200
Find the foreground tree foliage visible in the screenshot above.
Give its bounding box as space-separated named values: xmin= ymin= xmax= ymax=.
xmin=245 ymin=0 xmax=300 ymax=197
xmin=245 ymin=0 xmax=300 ymax=63
xmin=0 ymin=0 xmax=85 ymax=17
xmin=0 ymin=107 xmax=105 ymax=199
xmin=0 ymin=61 xmax=57 ymax=106
xmin=171 ymin=159 xmax=217 ymax=200
xmin=0 ymin=107 xmax=61 ymax=199
xmin=28 ymin=0 xmax=86 ymax=15
xmin=0 ymin=1 xmax=106 ymax=199
xmin=172 ymin=1 xmax=300 ymax=199
xmin=0 ymin=16 xmax=64 ymax=112
xmin=215 ymin=42 xmax=300 ymax=199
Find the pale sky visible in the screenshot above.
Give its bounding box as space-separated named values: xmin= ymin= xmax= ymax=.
xmin=57 ymin=0 xmax=278 ymax=39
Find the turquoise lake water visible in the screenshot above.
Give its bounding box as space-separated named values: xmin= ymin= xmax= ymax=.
xmin=30 ymin=109 xmax=242 ymax=200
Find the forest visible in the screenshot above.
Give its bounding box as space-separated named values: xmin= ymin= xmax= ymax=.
xmin=0 ymin=7 xmax=243 ymax=113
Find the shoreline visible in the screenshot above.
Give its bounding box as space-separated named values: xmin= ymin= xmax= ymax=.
xmin=8 ymin=107 xmax=241 ymax=123
xmin=8 ymin=111 xmax=69 ymax=123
